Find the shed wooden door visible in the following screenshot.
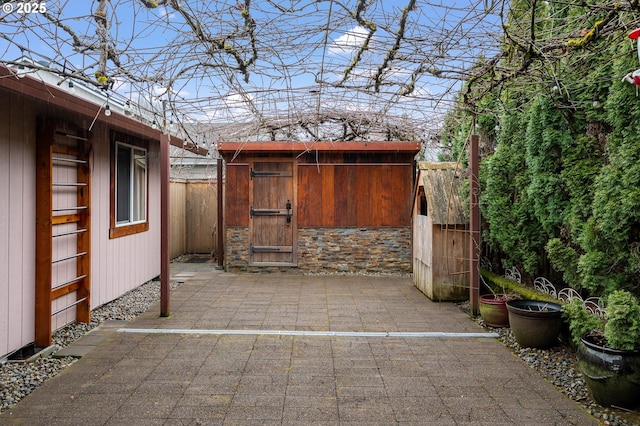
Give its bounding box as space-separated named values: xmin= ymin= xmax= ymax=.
xmin=249 ymin=160 xmax=296 ymax=265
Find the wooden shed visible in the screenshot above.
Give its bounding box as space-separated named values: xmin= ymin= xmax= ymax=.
xmin=412 ymin=162 xmax=469 ymax=300
xmin=0 ymin=64 xmax=179 ymax=359
xmin=217 ymin=141 xmax=419 ymax=273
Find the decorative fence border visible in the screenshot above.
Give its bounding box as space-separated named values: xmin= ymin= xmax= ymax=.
xmin=502 ymin=266 xmax=605 ymax=317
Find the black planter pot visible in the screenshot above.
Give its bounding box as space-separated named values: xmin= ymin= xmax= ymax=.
xmin=578 ymin=333 xmax=640 ymax=409
xmin=506 ymin=300 xmax=563 ymax=348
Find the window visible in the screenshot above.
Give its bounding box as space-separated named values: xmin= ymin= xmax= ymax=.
xmin=418 ymin=188 xmax=428 ymax=216
xmin=110 ymin=132 xmax=149 ymax=238
xmin=116 ymin=144 xmax=146 ymax=224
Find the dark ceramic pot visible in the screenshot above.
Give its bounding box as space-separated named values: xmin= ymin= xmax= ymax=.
xmin=578 ymin=333 xmax=640 ymax=409
xmin=506 ymin=300 xmax=562 ymax=348
xmin=479 ymin=294 xmax=510 ymax=327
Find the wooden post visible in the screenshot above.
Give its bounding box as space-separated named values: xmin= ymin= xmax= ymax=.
xmin=35 ymin=119 xmax=53 ymax=347
xmin=217 ymin=157 xmax=224 ymax=267
xmin=160 ymin=133 xmax=170 ymax=317
xmin=469 ymin=135 xmax=480 ymax=316
xmin=75 ymin=134 xmax=92 ymax=323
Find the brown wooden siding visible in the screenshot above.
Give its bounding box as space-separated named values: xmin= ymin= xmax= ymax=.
xmin=222 ymin=151 xmax=415 ymax=228
xmin=298 ymin=162 xmax=412 ymax=227
xmin=298 ymin=165 xmax=322 ymax=225
xmin=225 ymin=163 xmax=250 ymax=226
xmin=334 ymin=166 xmax=357 ymax=226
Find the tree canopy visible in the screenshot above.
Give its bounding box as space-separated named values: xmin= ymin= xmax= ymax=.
xmin=0 ymin=0 xmax=506 ymax=146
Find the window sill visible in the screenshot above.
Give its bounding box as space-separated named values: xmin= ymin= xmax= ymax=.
xmin=109 ymin=222 xmax=149 ymax=239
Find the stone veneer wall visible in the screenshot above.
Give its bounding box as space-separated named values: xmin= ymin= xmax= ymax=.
xmin=225 ymin=227 xmax=250 ymax=270
xmin=298 ymin=227 xmax=411 ymax=274
xmin=225 ymin=226 xmax=411 ymax=273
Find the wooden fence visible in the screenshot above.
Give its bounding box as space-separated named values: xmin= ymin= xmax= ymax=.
xmin=170 ymin=180 xmax=218 ymax=259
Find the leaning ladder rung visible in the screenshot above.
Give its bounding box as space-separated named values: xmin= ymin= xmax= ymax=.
xmin=52 ymin=229 xmax=87 ymax=238
xmin=52 ymin=275 xmax=87 ymax=291
xmin=51 ymin=297 xmax=87 ymax=316
xmin=52 ymin=206 xmax=88 ymax=212
xmin=51 ymin=156 xmax=87 ymax=164
xmin=52 ymin=252 xmax=87 ymax=264
xmin=53 ymin=182 xmax=88 ymax=187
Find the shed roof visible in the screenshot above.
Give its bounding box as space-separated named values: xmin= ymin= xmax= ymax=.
xmin=217 ymin=141 xmax=420 ymax=156
xmin=418 ymin=162 xmax=468 ymax=225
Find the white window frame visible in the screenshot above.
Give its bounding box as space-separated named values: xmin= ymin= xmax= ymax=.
xmin=115 ymin=141 xmax=147 ymax=226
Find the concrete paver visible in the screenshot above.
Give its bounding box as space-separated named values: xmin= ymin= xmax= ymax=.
xmin=0 ymin=267 xmax=598 ymax=425
xmin=55 ymin=320 xmax=129 ymax=358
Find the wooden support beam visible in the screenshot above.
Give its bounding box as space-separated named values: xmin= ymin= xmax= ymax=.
xmin=469 ymin=135 xmax=480 ymax=316
xmin=217 ymin=158 xmax=224 ymax=267
xmin=52 ymin=214 xmax=81 ymax=225
xmin=35 ymin=118 xmax=54 ymax=347
xmin=160 ymin=133 xmax=170 ymax=317
xmin=51 ymin=281 xmax=81 ymax=300
xmin=36 ymin=119 xmax=93 ymax=346
xmin=75 ymin=134 xmax=91 ymax=323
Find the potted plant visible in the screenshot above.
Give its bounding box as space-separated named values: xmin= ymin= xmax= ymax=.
xmin=506 ymin=299 xmax=563 ymax=348
xmin=479 ymin=275 xmax=518 ymax=327
xmin=479 ymin=293 xmax=518 ymax=327
xmin=565 ymin=290 xmax=640 ymax=409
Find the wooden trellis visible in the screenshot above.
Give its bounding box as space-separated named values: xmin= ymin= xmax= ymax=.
xmin=35 ymin=119 xmax=92 ymax=347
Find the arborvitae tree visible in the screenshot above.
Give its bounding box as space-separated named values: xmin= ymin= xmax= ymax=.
xmin=545 ymin=44 xmax=612 ymax=291
xmin=480 ymin=97 xmax=546 ymax=274
xmin=524 ymin=95 xmax=571 ymax=236
xmin=546 ymin=132 xmax=602 ymax=288
xmin=576 ymin=42 xmax=640 ymax=294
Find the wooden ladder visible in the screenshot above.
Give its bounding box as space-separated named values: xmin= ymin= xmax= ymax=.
xmin=35 ymin=119 xmax=92 ymax=348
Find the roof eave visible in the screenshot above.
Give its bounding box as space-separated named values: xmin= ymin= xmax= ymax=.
xmin=217 ymin=141 xmax=421 ymax=154
xmin=0 ymin=64 xmax=208 ymax=156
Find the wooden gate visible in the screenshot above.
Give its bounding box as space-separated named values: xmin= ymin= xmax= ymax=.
xmin=35 ymin=119 xmax=91 ymax=347
xmin=249 ymin=160 xmax=296 ymax=265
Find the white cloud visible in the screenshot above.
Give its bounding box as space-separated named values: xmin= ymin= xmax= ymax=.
xmin=329 ymin=26 xmax=371 ymax=55
xmin=203 ymin=92 xmax=257 ymax=122
xmin=152 ymin=85 xmax=190 ymax=99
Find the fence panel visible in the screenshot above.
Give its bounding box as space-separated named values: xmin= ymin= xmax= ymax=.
xmin=170 ymin=181 xmax=187 ymax=259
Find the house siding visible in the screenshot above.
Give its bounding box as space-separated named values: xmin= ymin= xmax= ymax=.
xmin=0 ymin=90 xmax=161 ymax=359
xmin=91 ymin=123 xmax=161 ymax=308
xmin=0 ymin=91 xmax=37 ymax=357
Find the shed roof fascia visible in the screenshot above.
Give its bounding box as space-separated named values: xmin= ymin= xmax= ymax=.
xmin=217 ymin=141 xmax=421 ymax=155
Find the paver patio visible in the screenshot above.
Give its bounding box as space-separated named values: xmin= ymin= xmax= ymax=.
xmin=0 ymin=265 xmax=598 ymax=425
